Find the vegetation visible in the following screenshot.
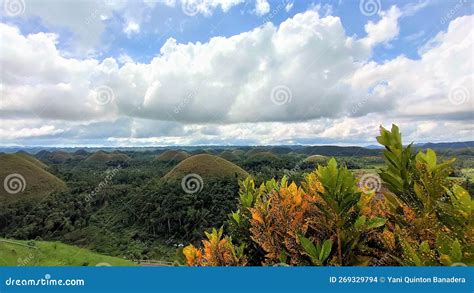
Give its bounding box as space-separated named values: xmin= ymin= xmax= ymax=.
xmin=219 ymin=150 xmax=240 ymax=162
xmin=0 ymin=238 xmax=134 ymax=266
xmin=183 ymin=125 xmax=473 ymax=266
xmin=85 ymin=151 xmax=131 ymax=163
xmin=0 ymin=125 xmax=472 ymax=266
xmin=163 ymin=154 xmax=249 ymax=181
xmin=155 ymin=150 xmax=190 ymax=162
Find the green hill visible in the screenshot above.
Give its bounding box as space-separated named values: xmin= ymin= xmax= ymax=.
xmin=0 ymin=154 xmax=67 ymax=201
xmin=303 ymin=154 xmax=329 ymax=163
xmin=155 ymin=150 xmax=190 ymax=162
xmin=245 ymin=148 xmax=269 ymax=157
xmin=0 ymin=239 xmax=134 ymax=266
xmin=163 ymin=154 xmax=249 ymax=181
xmin=49 ymin=151 xmax=73 ymax=163
xmin=14 ymin=152 xmax=49 ymax=169
xmin=246 ymin=151 xmax=279 ymax=162
xmin=74 ymin=149 xmax=89 ymax=156
xmin=232 ymin=149 xmax=245 ymax=157
xmin=219 ymin=150 xmax=239 ymax=162
xmin=85 ymin=151 xmax=131 ymax=163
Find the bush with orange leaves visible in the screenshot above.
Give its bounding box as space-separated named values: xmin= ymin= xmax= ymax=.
xmin=248 ymin=181 xmax=323 ymax=265
xmin=183 ymin=227 xmax=247 ymax=266
xmin=182 ymin=124 xmax=473 ymax=266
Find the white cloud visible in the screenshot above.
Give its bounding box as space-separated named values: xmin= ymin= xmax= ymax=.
xmin=180 ymin=0 xmax=244 ymax=16
xmin=255 ymin=0 xmax=270 ymax=16
xmin=285 ymin=2 xmax=294 ymax=12
xmin=363 ymin=6 xmax=402 ymax=47
xmin=16 ymin=0 xmax=120 ymax=55
xmin=118 ymin=53 xmax=134 ymax=65
xmin=0 ymin=8 xmax=472 ymax=145
xmin=401 ymin=0 xmax=430 ymax=17
xmin=123 ymin=20 xmax=140 ymax=37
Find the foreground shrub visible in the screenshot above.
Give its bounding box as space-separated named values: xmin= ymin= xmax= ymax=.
xmin=183 ymin=124 xmax=473 ymax=266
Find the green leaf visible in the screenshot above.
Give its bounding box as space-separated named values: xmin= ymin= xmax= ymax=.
xmin=240 ymin=192 xmax=253 ymax=208
xmin=298 ymin=234 xmax=318 ymax=259
xmin=231 ymin=210 xmax=241 ymax=225
xmin=419 ymin=241 xmax=430 ymax=253
xmin=354 ymin=216 xmax=366 ymax=230
xmin=449 ymin=185 xmax=472 ymax=214
xmin=319 ymin=239 xmax=333 ymax=261
xmin=436 ymin=234 xmax=453 ymax=256
xmin=366 ymin=217 xmax=386 ymax=229
xmin=279 ymin=250 xmax=287 ymax=264
xmin=450 ymin=240 xmax=462 ymax=262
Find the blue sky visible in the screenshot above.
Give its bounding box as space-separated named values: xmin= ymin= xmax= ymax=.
xmin=9 ymin=0 xmax=472 ymax=62
xmin=0 ymin=0 xmax=473 ymax=146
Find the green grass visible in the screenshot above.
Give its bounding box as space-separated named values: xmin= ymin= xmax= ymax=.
xmin=0 ymin=239 xmax=135 ymax=266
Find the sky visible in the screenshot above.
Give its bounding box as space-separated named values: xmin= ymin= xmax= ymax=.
xmin=0 ymin=0 xmax=473 ymax=147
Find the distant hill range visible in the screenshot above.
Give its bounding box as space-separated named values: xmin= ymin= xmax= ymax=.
xmin=414 ymin=141 xmax=474 ymax=150
xmin=0 ymin=141 xmax=472 ymax=157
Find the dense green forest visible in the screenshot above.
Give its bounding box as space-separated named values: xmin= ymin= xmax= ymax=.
xmin=0 ymin=125 xmax=472 ymax=265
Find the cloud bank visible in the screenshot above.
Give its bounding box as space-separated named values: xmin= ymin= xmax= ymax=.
xmin=0 ymin=6 xmax=472 ymax=145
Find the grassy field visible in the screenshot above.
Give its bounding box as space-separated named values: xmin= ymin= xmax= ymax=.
xmin=0 ymin=239 xmax=135 ymax=266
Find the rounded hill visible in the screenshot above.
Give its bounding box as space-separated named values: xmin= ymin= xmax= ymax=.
xmin=232 ymin=149 xmax=245 ymax=157
xmin=155 ymin=150 xmax=190 ymax=162
xmin=245 ymin=148 xmax=269 ymax=157
xmin=219 ymin=150 xmax=239 ymax=162
xmin=303 ymin=155 xmax=329 ymax=163
xmin=49 ymin=151 xmax=73 ymax=163
xmin=85 ymin=151 xmax=131 ymax=163
xmin=0 ymin=154 xmax=67 ymax=201
xmin=246 ymin=151 xmax=279 ymax=162
xmin=163 ymin=154 xmax=249 ymax=181
xmin=15 ymin=152 xmax=49 ymax=169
